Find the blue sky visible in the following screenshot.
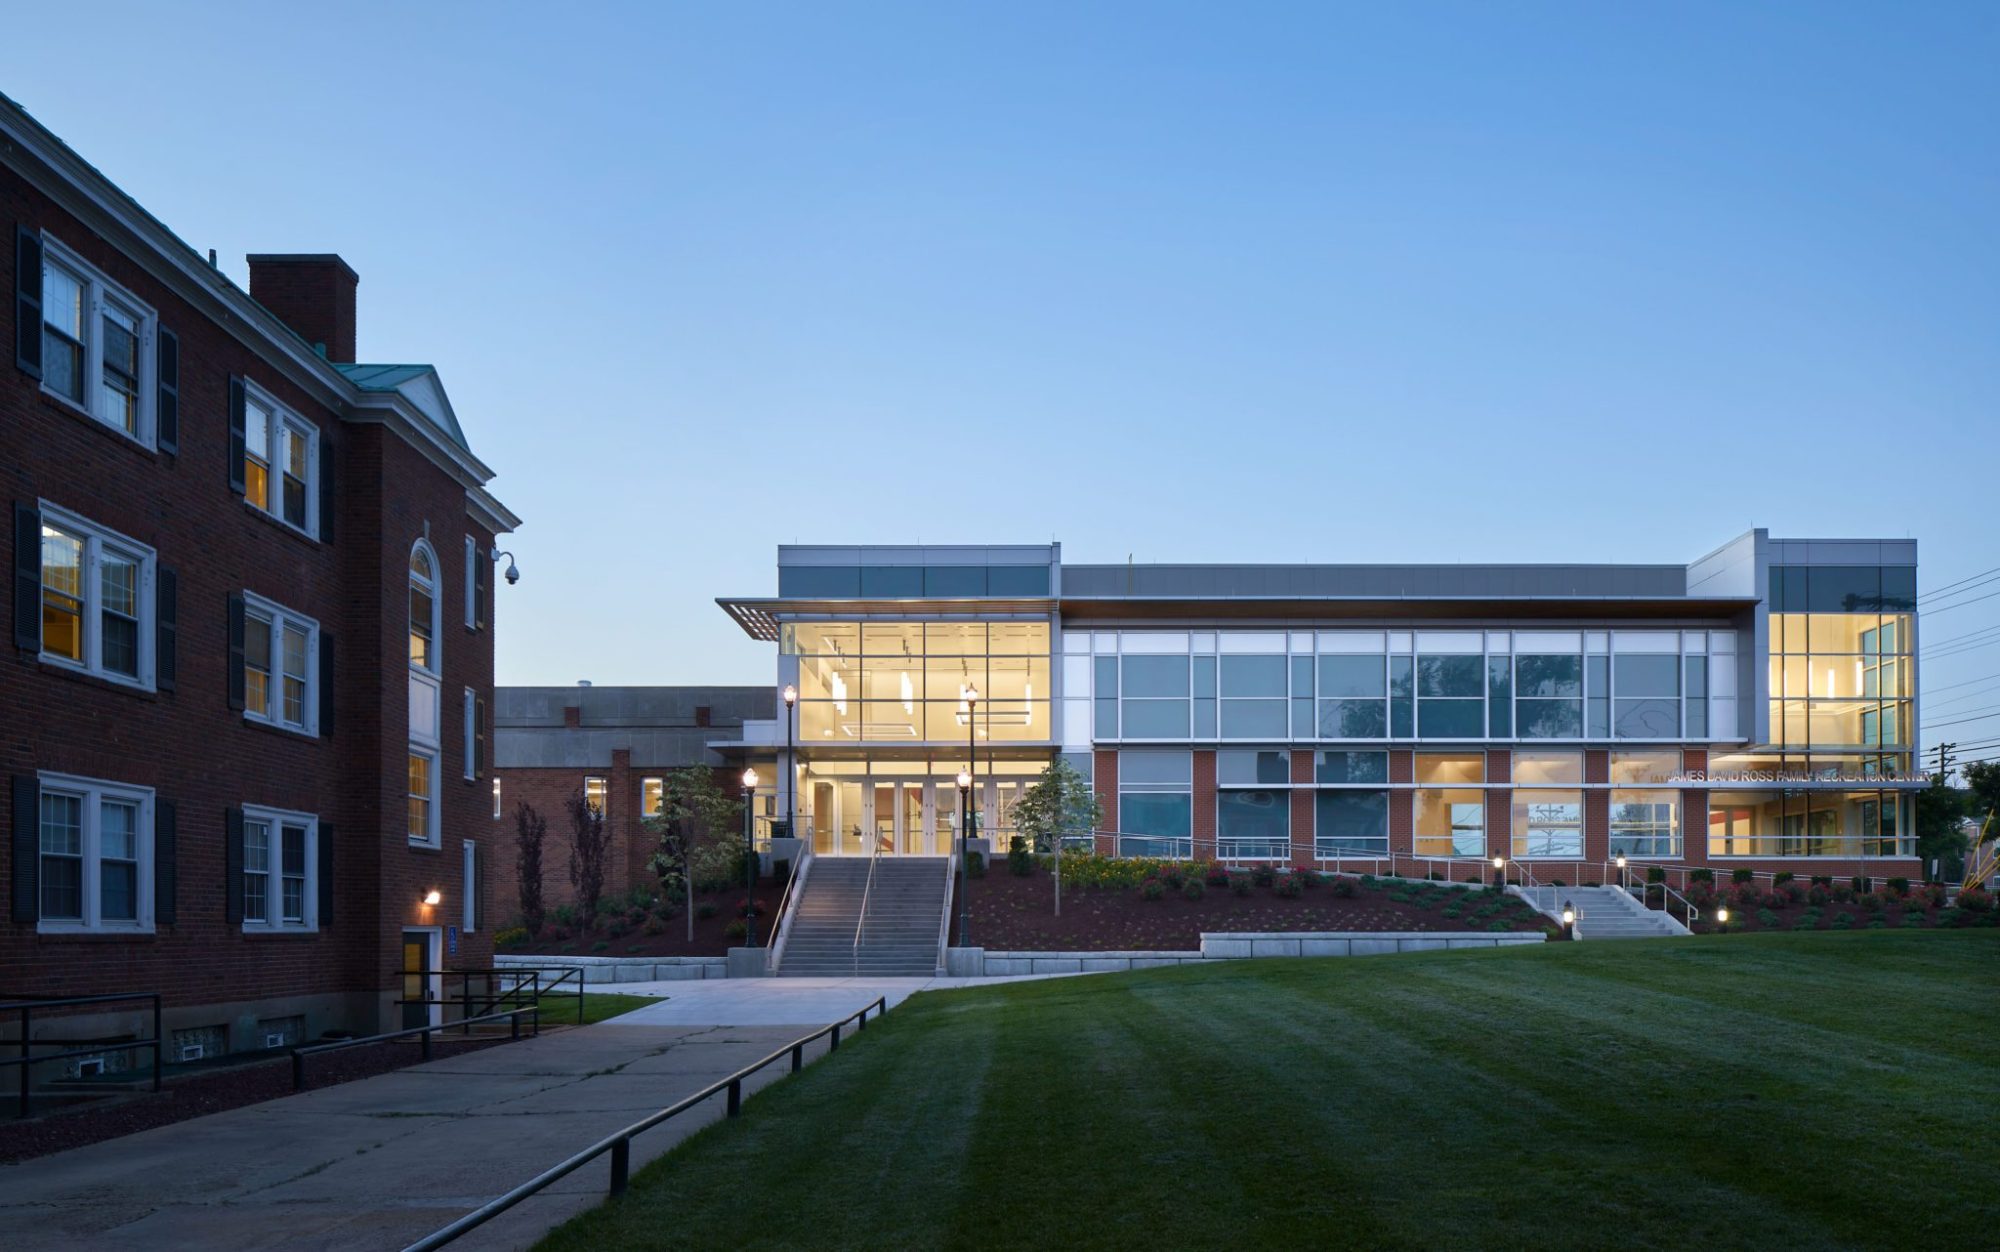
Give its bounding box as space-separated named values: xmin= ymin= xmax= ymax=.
xmin=6 ymin=2 xmax=1997 ymax=759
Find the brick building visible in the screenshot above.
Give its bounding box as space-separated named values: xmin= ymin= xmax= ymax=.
xmin=714 ymin=540 xmax=1926 ymax=883
xmin=490 ymin=685 xmax=763 ymax=924
xmin=1 ymin=92 xmax=519 ymax=1068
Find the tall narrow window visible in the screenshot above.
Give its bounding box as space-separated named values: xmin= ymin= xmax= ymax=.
xmin=241 ymin=595 xmax=318 ymax=735
xmin=245 ymin=612 xmax=272 ymax=715
xmin=243 ymin=819 xmax=271 ymax=924
xmin=408 ymin=753 xmax=434 ymax=842
xmin=40 ymin=523 xmax=85 ymax=663
xmin=410 ymin=548 xmax=437 ymax=670
xmin=99 ymin=301 xmax=141 ymax=434
xmin=240 ymin=382 xmax=318 ymax=537
xmin=585 ymin=776 xmax=608 ymax=816
xmin=41 ymin=259 xmax=86 ymax=403
xmin=35 ymin=774 xmax=153 ymax=933
xmin=244 ymin=396 xmax=272 ymax=511
xmin=40 ymin=792 xmax=84 ymax=921
xmin=281 ymin=824 xmax=308 ymax=924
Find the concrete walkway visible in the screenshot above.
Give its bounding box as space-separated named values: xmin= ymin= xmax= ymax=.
xmin=0 ymin=975 xmax=1055 ymax=1251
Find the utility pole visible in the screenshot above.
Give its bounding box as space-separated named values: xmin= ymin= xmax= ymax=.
xmin=1932 ymin=741 xmax=1957 ymax=781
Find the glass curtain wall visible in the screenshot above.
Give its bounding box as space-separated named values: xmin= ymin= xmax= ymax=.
xmin=787 ymin=621 xmax=1050 ymax=744
xmin=1216 ymin=750 xmax=1290 ymax=861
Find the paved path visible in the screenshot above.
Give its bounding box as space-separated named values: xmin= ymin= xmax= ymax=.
xmin=0 ymin=975 xmax=1056 ymax=1251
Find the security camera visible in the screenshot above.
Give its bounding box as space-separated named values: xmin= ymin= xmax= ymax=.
xmin=504 ymin=562 xmax=520 ymax=586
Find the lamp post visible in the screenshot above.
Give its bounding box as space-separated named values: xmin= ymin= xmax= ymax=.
xmin=781 ymin=685 xmax=798 ymax=846
xmin=956 ymin=768 xmax=973 ymax=949
xmin=1561 ymin=899 xmax=1576 ymax=940
xmin=1491 ymin=854 xmax=1506 ymax=890
xmin=741 ymin=767 xmax=759 ymax=947
xmin=1616 ymin=853 xmax=1628 ymax=894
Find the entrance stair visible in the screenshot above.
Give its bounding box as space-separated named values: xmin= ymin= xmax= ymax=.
xmin=774 ymin=857 xmax=950 ymax=977
xmin=1515 ymin=883 xmax=1688 ymax=940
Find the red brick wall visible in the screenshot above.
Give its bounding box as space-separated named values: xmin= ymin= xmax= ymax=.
xmin=1388 ymin=750 xmax=1414 ymax=856
xmin=1192 ymin=750 xmax=1217 ymax=862
xmin=0 ymin=164 xmax=500 ymax=1039
xmin=1289 ymin=749 xmax=1313 ymax=868
xmin=1092 ymin=749 xmax=1117 ymax=856
xmin=1485 ymin=749 xmax=1512 ymax=861
xmin=247 ymin=255 xmax=357 ymax=363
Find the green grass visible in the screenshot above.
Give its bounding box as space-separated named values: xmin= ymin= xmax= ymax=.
xmin=530 ymin=992 xmax=663 ymax=1027
xmin=537 ymin=933 xmax=1999 ymax=1250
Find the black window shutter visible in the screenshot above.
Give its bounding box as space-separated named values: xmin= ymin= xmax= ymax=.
xmin=156 ymin=566 xmax=178 ymax=692
xmin=13 ymin=502 xmax=41 ymax=652
xmin=224 ymin=807 xmax=244 ymax=924
xmin=227 ymin=376 xmax=246 ymax=494
xmin=474 ymin=547 xmax=488 ymax=630
xmin=226 ymin=592 xmax=246 ymax=711
xmin=11 ymin=774 xmax=38 ymax=923
xmin=318 ymin=430 xmax=335 ymax=541
xmin=317 ymin=821 xmax=333 ymax=926
xmin=156 ymin=325 xmax=180 ymax=455
xmin=156 ymin=799 xmax=177 ymax=925
xmin=318 ymin=629 xmax=335 ymax=737
xmin=15 ymin=226 xmax=42 ymax=379
xmin=475 ymin=695 xmax=486 ymax=779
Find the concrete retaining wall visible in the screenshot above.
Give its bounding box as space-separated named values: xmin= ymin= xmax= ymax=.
xmin=495 ymin=954 xmax=729 ymax=985
xmin=966 ymin=930 xmax=1544 ymax=976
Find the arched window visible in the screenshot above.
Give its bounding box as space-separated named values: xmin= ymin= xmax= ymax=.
xmin=409 ymin=543 xmax=439 ymax=672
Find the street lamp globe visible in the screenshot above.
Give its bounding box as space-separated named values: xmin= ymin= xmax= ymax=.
xmin=742 ymin=767 xmax=758 ymax=790
xmin=782 ymin=684 xmax=797 ymax=707
xmin=956 ymin=769 xmax=972 ymax=789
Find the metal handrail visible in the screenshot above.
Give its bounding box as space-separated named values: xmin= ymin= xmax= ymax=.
xmin=400 ymin=996 xmax=891 ymax=1252
xmin=852 ymin=841 xmax=881 ymax=976
xmin=768 ymin=847 xmax=814 ymax=973
xmin=395 ymin=965 xmax=585 ymax=1028
xmin=2 ymin=990 xmax=162 ymax=1118
xmin=936 ymin=851 xmax=957 ymax=963
xmin=291 ymin=1006 xmax=540 ymax=1091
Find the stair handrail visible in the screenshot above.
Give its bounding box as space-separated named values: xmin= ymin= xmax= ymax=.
xmin=936 ymin=851 xmax=957 ymax=973
xmin=852 ymin=842 xmax=881 ymax=977
xmin=1625 ymin=874 xmax=1701 ymax=932
xmin=767 ymin=846 xmax=815 ymax=975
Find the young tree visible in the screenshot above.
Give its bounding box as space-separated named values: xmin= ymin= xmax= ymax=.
xmin=645 ymin=766 xmax=743 ymax=940
xmin=1010 ymin=757 xmax=1103 ymax=916
xmin=514 ymin=801 xmax=547 ymax=935
xmin=1914 ymin=772 xmax=1969 ymax=879
xmin=564 ymin=788 xmax=611 ymax=935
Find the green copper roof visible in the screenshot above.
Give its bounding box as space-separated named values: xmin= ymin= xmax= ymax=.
xmin=334 ymin=362 xmax=470 ymax=452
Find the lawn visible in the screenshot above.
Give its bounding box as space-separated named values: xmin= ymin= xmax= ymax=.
xmin=529 ymin=992 xmax=665 ymax=1026
xmin=537 ymin=932 xmax=1998 ymax=1251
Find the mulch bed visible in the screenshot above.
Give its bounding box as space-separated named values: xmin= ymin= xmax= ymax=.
xmin=1 ymin=1033 xmax=508 ymax=1165
xmin=958 ymin=867 xmax=1560 ymax=951
xmin=503 ymin=884 xmax=776 ymax=959
xmin=1686 ymin=888 xmax=1992 ymax=935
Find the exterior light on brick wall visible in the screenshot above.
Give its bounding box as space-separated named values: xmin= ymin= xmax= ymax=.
xmin=423 ymin=889 xmax=442 ymax=907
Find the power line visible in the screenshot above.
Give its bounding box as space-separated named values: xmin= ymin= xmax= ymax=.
xmin=1924 ymin=635 xmax=2000 ymax=662
xmin=1921 ymin=564 xmax=2000 ymax=601
xmin=1923 ymin=587 xmax=2000 ymax=617
xmin=1920 ymin=621 xmax=2000 ymax=651
xmin=1924 ymin=707 xmax=2000 ymax=730
xmin=1921 ymin=670 xmax=2000 ymax=696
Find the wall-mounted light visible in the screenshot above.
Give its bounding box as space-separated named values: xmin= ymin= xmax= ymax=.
xmin=422 ymin=889 xmax=442 ymax=907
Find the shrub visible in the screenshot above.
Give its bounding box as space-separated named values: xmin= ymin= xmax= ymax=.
xmin=1851 ymin=876 xmax=1872 ymax=896
xmin=1958 ymin=888 xmax=1994 ymax=913
xmin=551 ymin=904 xmax=577 ymax=930
xmin=1462 ymin=874 xmax=1482 ymax=884
xmin=1204 ymin=862 xmax=1231 ymax=888
xmin=966 ymin=850 xmax=986 ymax=878
xmin=1806 ymin=886 xmax=1830 ymax=907
xmin=724 ymin=919 xmax=748 ymax=940
xmin=1648 ymin=867 xmax=1667 ymax=884
xmin=1298 ymin=869 xmax=1322 ymax=890
xmin=737 ymin=897 xmax=767 ymax=919
xmin=1163 ymin=865 xmax=1186 ymax=889
xmin=1331 ymin=876 xmax=1358 ymax=899
xmin=1274 ymin=872 xmax=1303 ymax=899
xmin=1229 ymin=874 xmax=1253 ymax=897
xmin=1866 ymin=918 xmax=1886 ymax=930
xmin=1180 ymin=878 xmax=1206 ymax=901
xmin=1141 ymin=879 xmax=1166 ymax=901
xmin=1832 ymin=884 xmax=1855 ymax=904
xmin=1485 ymin=920 xmax=1512 ymax=933
xmin=1791 ymin=916 xmax=1817 ymax=931
xmin=1008 ymin=837 xmax=1036 ymax=878
xmin=547 ymin=925 xmax=571 ymax=942
xmin=1731 ymin=868 xmax=1754 ymax=885
xmin=1810 ymin=875 xmax=1833 ymax=888
xmin=1773 ymin=870 xmax=1795 ymax=885
xmin=1690 ymin=868 xmax=1715 ymax=884
xmin=1886 ymin=876 xmax=1910 ymax=895
xmin=1831 ymin=912 xmax=1856 ymax=929
xmin=642 ymin=916 xmax=667 ymax=936
xmin=1901 ymin=911 xmax=1924 ymax=928
xmin=494 ymin=926 xmax=530 ymax=950
xmin=1427 ymin=872 xmax=1445 ymax=881
xmin=1252 ymin=865 xmax=1276 ymax=887
xmin=1861 ymin=893 xmax=1885 ymax=913
xmin=605 ymin=918 xmax=630 ymax=939
xmin=695 ymin=902 xmax=717 ymax=920
xmin=1756 ymin=908 xmax=1780 ymax=929
xmin=590 ymin=940 xmax=610 ymax=953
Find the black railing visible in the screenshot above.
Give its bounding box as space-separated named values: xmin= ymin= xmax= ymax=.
xmin=400 ymin=966 xmax=585 ymax=1030
xmin=401 ymin=995 xmax=891 ymax=1251
xmin=2 ymin=991 xmax=162 ymax=1118
xmin=291 ymin=1006 xmax=541 ymax=1091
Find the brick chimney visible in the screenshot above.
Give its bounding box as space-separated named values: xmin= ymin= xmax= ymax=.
xmin=247 ymin=254 xmax=358 ymax=362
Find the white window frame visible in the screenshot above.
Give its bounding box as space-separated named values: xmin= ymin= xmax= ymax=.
xmin=39 ymin=234 xmax=157 ymax=448
xmin=408 ymin=747 xmax=441 ymax=848
xmin=37 ymin=772 xmax=154 ymax=935
xmin=462 ymin=839 xmax=479 ymax=932
xmin=463 ymin=535 xmax=478 ymax=629
xmin=37 ymin=501 xmax=156 ymax=691
xmin=240 ymin=805 xmax=319 ymax=933
xmin=241 ymin=592 xmax=320 ymax=737
xmin=241 ymin=379 xmax=320 ymax=539
xmin=642 ymin=776 xmax=665 ymax=819
xmin=462 ymin=687 xmax=477 ymax=781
